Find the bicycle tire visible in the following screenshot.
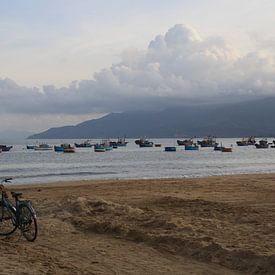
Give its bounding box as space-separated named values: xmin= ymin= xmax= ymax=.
xmin=19 ymin=204 xmax=37 ymax=242
xmin=0 ymin=204 xmax=17 ymax=236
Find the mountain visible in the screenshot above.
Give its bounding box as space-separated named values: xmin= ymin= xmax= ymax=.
xmin=28 ymin=97 xmax=275 ymax=139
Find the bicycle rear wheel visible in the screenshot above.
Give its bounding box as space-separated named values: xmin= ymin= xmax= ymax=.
xmin=19 ymin=204 xmax=37 ymax=242
xmin=0 ymin=204 xmax=17 ymax=236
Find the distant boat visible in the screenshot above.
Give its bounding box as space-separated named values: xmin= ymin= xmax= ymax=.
xmin=177 ymin=138 xmax=193 ymax=146
xmin=139 ymin=140 xmax=154 ymax=148
xmin=63 ymin=145 xmax=75 ymax=153
xmin=34 ymin=144 xmax=53 ymax=151
xmin=165 ymin=146 xmax=176 ymax=152
xmin=54 ymin=144 xmax=75 ymax=153
xmin=0 ymin=145 xmax=13 ymax=152
xmin=74 ymin=140 xmax=93 ymax=148
xmin=110 ymin=137 xmax=128 ymax=147
xmin=185 ymin=144 xmax=199 ymax=150
xmin=197 ymin=136 xmax=218 ymax=147
xmin=135 ymin=138 xmax=153 ymax=147
xmin=155 ymin=144 xmax=162 ymax=147
xmin=94 ymin=144 xmax=106 ymax=152
xmin=255 ymin=139 xmax=269 ymax=149
xmin=221 ymin=146 xmax=233 ymax=152
xmin=136 ymin=138 xmax=153 ymax=147
xmin=101 ymin=140 xmax=113 ymax=151
xmin=214 ymin=144 xmax=223 ymax=151
xmin=26 ymin=145 xmax=35 ymax=150
xmin=54 ymin=145 xmax=64 ymax=152
xmin=236 ymin=137 xmax=256 ymax=146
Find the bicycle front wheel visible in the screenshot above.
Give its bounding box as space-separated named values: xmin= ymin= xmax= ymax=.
xmin=0 ymin=205 xmax=17 ymax=236
xmin=19 ymin=204 xmax=37 ymax=242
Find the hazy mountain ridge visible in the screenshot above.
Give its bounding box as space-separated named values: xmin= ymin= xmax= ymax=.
xmin=28 ymin=97 xmax=275 ymax=139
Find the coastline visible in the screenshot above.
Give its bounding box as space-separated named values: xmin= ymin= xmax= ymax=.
xmin=1 ymin=174 xmax=275 ymax=274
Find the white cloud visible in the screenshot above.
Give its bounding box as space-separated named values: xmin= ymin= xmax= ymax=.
xmin=1 ymin=24 xmax=275 ymax=120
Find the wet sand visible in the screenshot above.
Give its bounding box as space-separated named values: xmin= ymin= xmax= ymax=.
xmin=0 ymin=174 xmax=275 ymax=274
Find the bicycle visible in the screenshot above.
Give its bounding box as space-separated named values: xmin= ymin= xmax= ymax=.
xmin=0 ymin=178 xmax=37 ymax=242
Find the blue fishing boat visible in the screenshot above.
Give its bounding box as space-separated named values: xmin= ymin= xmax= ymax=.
xmin=185 ymin=144 xmax=199 ymax=150
xmin=26 ymin=145 xmax=34 ymax=150
xmin=165 ymin=146 xmax=176 ymax=152
xmin=54 ymin=145 xmax=64 ymax=152
xmin=94 ymin=144 xmax=106 ymax=152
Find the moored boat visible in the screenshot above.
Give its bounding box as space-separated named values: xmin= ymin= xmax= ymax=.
xmin=255 ymin=139 xmax=269 ymax=149
xmin=26 ymin=145 xmax=35 ymax=150
xmin=214 ymin=144 xmax=223 ymax=151
xmin=54 ymin=145 xmax=64 ymax=152
xmin=236 ymin=137 xmax=256 ymax=146
xmin=139 ymin=139 xmax=154 ymax=147
xmin=110 ymin=137 xmax=128 ymax=147
xmin=197 ymin=136 xmax=218 ymax=147
xmin=34 ymin=143 xmax=53 ymax=151
xmin=165 ymin=146 xmax=176 ymax=152
xmin=155 ymin=144 xmax=162 ymax=147
xmin=221 ymin=147 xmax=233 ymax=152
xmin=177 ymin=138 xmax=193 ymax=146
xmin=185 ymin=144 xmax=199 ymax=150
xmin=0 ymin=145 xmax=13 ymax=152
xmin=94 ymin=144 xmax=106 ymax=152
xmin=74 ymin=140 xmax=93 ymax=148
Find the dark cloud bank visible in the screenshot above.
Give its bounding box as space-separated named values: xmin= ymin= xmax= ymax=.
xmin=1 ymin=24 xmax=275 ymax=115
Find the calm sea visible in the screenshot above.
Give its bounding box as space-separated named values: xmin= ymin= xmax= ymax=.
xmin=1 ymin=138 xmax=275 ymax=185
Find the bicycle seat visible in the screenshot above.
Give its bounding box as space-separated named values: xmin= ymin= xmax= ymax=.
xmin=11 ymin=191 xmax=23 ymax=198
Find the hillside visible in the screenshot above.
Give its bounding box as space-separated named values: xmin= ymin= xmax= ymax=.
xmin=28 ymin=97 xmax=275 ymax=138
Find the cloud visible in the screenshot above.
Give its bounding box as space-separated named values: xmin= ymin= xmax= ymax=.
xmin=1 ymin=24 xmax=275 ymax=116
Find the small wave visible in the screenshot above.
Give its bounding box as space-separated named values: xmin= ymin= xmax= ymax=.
xmin=15 ymin=171 xmax=118 ymax=180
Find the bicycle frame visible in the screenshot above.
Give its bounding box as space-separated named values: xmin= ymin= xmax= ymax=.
xmin=1 ymin=194 xmax=17 ymax=226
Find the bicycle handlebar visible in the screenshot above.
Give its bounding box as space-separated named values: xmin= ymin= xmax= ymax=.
xmin=1 ymin=178 xmax=13 ymax=183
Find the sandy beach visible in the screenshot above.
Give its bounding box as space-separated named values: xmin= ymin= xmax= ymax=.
xmin=0 ymin=174 xmax=274 ymax=274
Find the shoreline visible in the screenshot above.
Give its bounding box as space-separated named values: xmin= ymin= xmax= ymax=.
xmin=9 ymin=171 xmax=275 ymax=188
xmin=9 ymin=171 xmax=275 ymax=187
xmin=1 ymin=174 xmax=275 ymax=274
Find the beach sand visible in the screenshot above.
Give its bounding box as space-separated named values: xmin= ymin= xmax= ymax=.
xmin=0 ymin=174 xmax=274 ymax=274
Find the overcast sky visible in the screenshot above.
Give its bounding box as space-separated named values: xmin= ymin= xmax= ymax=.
xmin=1 ymin=0 xmax=275 ymax=133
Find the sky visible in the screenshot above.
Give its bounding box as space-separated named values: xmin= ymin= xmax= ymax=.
xmin=0 ymin=0 xmax=275 ymax=134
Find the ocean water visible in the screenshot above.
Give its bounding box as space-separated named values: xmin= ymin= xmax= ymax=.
xmin=1 ymin=138 xmax=275 ymax=185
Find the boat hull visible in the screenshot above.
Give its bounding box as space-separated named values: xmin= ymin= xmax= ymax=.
xmin=165 ymin=146 xmax=176 ymax=152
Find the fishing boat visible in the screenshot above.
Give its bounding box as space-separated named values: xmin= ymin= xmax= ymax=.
xmin=138 ymin=138 xmax=153 ymax=147
xmin=177 ymin=138 xmax=193 ymax=146
xmin=101 ymin=140 xmax=113 ymax=151
xmin=197 ymin=136 xmax=218 ymax=147
xmin=63 ymin=145 xmax=75 ymax=153
xmin=34 ymin=143 xmax=53 ymax=151
xmin=165 ymin=146 xmax=176 ymax=152
xmin=0 ymin=145 xmax=13 ymax=152
xmin=236 ymin=137 xmax=256 ymax=146
xmin=222 ymin=146 xmax=233 ymax=152
xmin=74 ymin=140 xmax=93 ymax=148
xmin=255 ymin=139 xmax=269 ymax=149
xmin=26 ymin=145 xmax=35 ymax=150
xmin=54 ymin=145 xmax=64 ymax=152
xmin=110 ymin=137 xmax=128 ymax=147
xmin=214 ymin=144 xmax=223 ymax=151
xmin=94 ymin=144 xmax=106 ymax=152
xmin=185 ymin=144 xmax=199 ymax=150
xmin=155 ymin=144 xmax=162 ymax=147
